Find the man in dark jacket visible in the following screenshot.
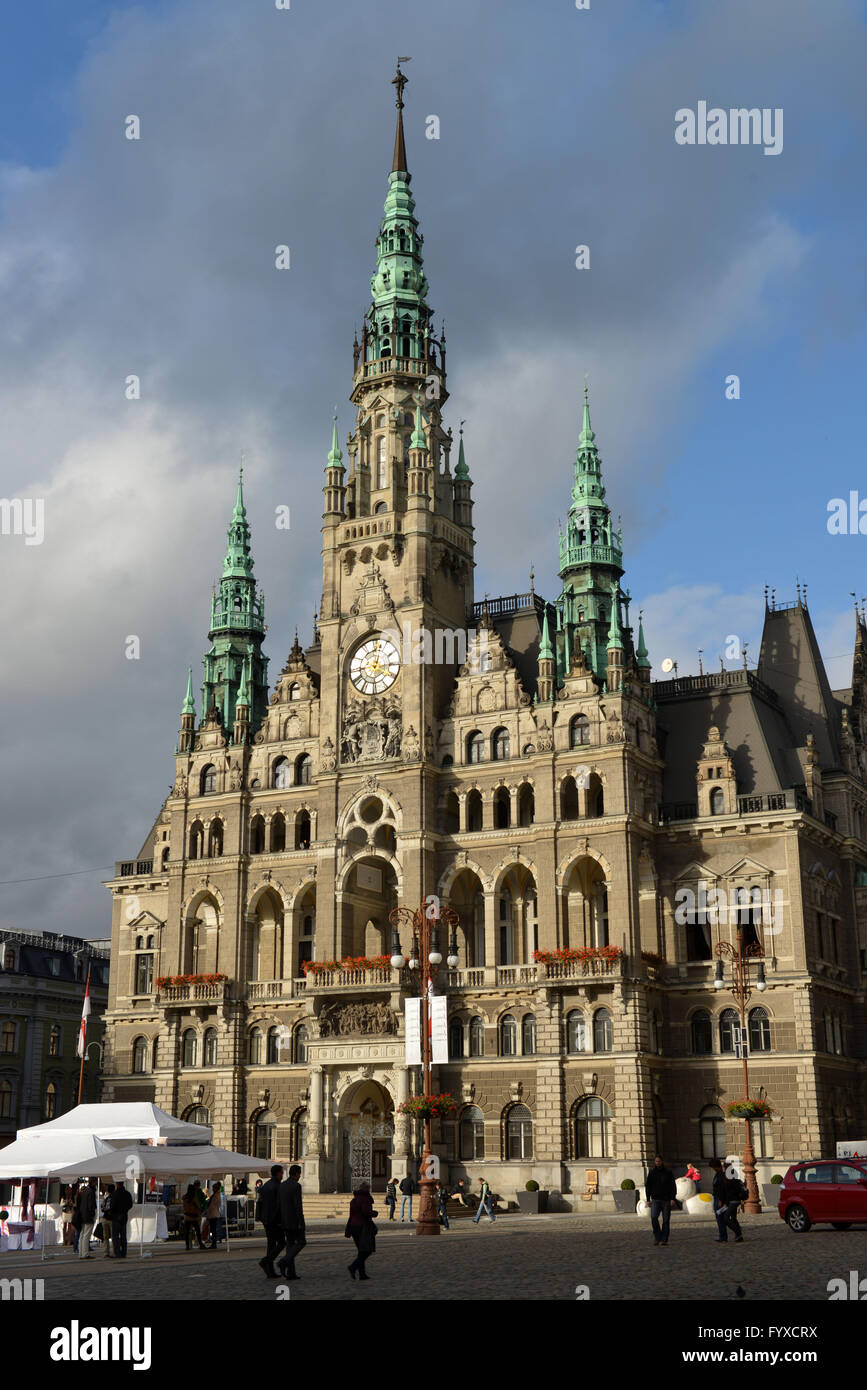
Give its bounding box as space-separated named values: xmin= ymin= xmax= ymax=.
xmin=278 ymin=1165 xmax=306 ymax=1281
xmin=76 ymin=1179 xmax=98 ymax=1259
xmin=256 ymin=1164 xmax=285 ymax=1278
xmin=709 ymin=1159 xmax=745 ymax=1243
xmin=110 ymin=1182 xmax=134 ymax=1259
xmin=644 ymin=1154 xmax=677 ymax=1245
xmin=399 ymin=1172 xmax=415 ymax=1222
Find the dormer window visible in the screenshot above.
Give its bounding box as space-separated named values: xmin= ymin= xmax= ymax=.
xmin=289 ymin=684 xmax=301 ymax=701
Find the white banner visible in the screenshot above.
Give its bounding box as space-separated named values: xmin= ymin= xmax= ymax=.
xmin=405 ymin=998 xmax=421 ymax=1066
xmin=431 ymin=995 xmax=448 ymax=1064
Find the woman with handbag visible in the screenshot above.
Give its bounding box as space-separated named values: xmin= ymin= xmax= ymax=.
xmin=345 ymin=1181 xmax=378 ymax=1281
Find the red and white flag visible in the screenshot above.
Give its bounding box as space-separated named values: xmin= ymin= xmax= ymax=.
xmin=75 ymin=972 xmax=91 ymax=1059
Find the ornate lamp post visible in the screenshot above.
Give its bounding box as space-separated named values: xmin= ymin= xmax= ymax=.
xmin=389 ymin=897 xmax=460 ymax=1236
xmin=714 ymin=926 xmax=767 ymax=1215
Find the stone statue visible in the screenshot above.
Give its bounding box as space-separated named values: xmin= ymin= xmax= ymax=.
xmin=320 ymin=737 xmax=337 ymax=772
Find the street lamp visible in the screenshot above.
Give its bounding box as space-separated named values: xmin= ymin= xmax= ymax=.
xmin=714 ymin=926 xmax=765 ymax=1215
xmin=389 ymin=897 xmax=460 ymax=1237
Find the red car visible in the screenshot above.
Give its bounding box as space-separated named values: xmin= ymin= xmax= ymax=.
xmin=778 ymin=1159 xmax=867 ymax=1232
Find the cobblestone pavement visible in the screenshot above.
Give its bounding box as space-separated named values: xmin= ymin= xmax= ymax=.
xmin=3 ymin=1214 xmax=865 ymax=1300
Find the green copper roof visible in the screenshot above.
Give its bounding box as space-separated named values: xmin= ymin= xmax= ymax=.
xmin=237 ymin=661 xmax=249 ymax=709
xmin=455 ymin=433 xmax=469 ymax=479
xmin=202 ymin=474 xmax=269 ymax=737
xmin=181 ymin=666 xmax=195 ymax=715
xmin=538 ymin=607 xmax=554 ymax=662
xmin=327 ymin=410 xmax=343 ymax=467
xmin=558 ymin=384 xmax=623 ymax=577
xmin=222 ymin=468 xmax=255 ymax=581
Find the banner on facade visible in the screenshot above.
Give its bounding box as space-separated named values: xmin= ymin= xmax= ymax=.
xmin=430 ymin=994 xmax=448 ymax=1064
xmin=405 ymin=997 xmax=422 ymax=1065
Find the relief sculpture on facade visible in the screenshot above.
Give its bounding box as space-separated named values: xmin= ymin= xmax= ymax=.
xmin=318 ymin=1000 xmax=397 ymax=1038
xmin=341 ymin=695 xmax=402 ymax=764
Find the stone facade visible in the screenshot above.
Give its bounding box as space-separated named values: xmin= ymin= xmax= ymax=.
xmin=101 ymin=71 xmax=867 ymax=1201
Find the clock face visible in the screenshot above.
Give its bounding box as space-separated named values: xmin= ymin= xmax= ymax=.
xmin=350 ymin=637 xmax=400 ymax=695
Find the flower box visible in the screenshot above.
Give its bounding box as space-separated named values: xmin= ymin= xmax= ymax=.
xmin=726 ymin=1098 xmax=773 ymax=1119
xmin=532 ymin=946 xmax=623 ymax=968
xmin=396 ymin=1093 xmax=457 ymax=1120
xmin=302 ymin=955 xmax=395 ymax=976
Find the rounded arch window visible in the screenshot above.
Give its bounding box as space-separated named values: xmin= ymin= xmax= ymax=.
xmin=0 ymin=1079 xmax=13 ymax=1120
xmin=700 ymin=1104 xmax=725 ymax=1158
xmin=592 ymin=1007 xmax=613 ymax=1052
xmin=186 ymin=1105 xmax=210 ymax=1127
xmin=267 ymin=1026 xmax=282 ymax=1064
xmin=449 ymin=1019 xmax=464 ymax=1059
xmin=248 ymin=1028 xmax=263 ymax=1065
xmin=273 ymin=756 xmax=291 ymax=789
xmin=506 ymin=1103 xmax=532 ymax=1160
xmin=132 ymin=1036 xmax=149 ymax=1074
xmin=254 ymin=1109 xmax=276 ymax=1159
xmin=691 ymin=1009 xmax=713 ymax=1054
xmin=203 ymin=1028 xmax=218 ymax=1066
xmin=710 ymin=787 xmax=724 ymax=815
xmin=566 ymin=1009 xmax=586 ymax=1053
xmin=288 ymin=683 xmax=301 ymax=701
xmin=570 ymin=714 xmax=590 ymax=747
xmin=748 ymin=1006 xmax=771 ymax=1052
xmin=295 ymin=753 xmax=312 ymax=786
xmin=719 ymin=1008 xmax=739 ymax=1054
xmin=492 ymin=727 xmax=510 ymax=761
xmin=575 ymin=1096 xmax=611 ymax=1158
xmin=200 ymin=764 xmax=216 ymax=795
xmin=374 ymin=501 xmax=387 ymax=514
xmin=469 ymin=1015 xmax=485 ymax=1057
xmin=460 ymin=1105 xmax=484 ymax=1160
xmin=181 ymin=1029 xmax=198 ymax=1068
xmin=499 ymin=1013 xmax=517 ymax=1056
xmin=466 ymin=731 xmax=484 ymax=765
xmin=250 ymin=815 xmax=266 ymax=854
xmin=521 ymin=1013 xmax=536 ymax=1055
xmin=44 ymin=1081 xmax=58 ymax=1119
xmin=294 ymin=1025 xmax=308 ymax=1065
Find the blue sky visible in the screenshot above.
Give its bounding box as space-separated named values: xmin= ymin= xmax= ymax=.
xmin=0 ymin=0 xmax=865 ymax=936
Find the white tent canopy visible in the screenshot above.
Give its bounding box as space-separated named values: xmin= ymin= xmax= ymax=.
xmin=0 ymin=1133 xmax=115 ymax=1180
xmin=50 ymin=1144 xmax=269 ymax=1182
xmin=18 ymin=1102 xmax=211 ymax=1145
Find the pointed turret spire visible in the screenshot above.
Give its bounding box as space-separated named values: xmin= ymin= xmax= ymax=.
xmin=539 ymin=606 xmax=554 ymax=661
xmin=411 ymin=390 xmax=427 ymax=450
xmin=327 ymin=409 xmax=342 ymax=466
xmin=392 ymin=58 xmax=410 ymax=173
xmin=182 ymin=666 xmax=195 ymax=716
xmin=455 ymin=429 xmax=469 ymax=478
xmin=202 ymin=473 xmax=269 ymax=737
xmin=607 ymin=582 xmax=623 ymax=649
xmin=636 ymin=613 xmax=649 ymax=666
xmin=237 ymin=662 xmax=249 ymax=708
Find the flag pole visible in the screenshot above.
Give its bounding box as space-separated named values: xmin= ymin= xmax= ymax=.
xmin=76 ymin=965 xmax=91 ymax=1104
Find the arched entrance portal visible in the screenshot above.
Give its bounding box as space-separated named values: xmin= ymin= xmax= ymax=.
xmin=339 ymin=1081 xmax=394 ymax=1191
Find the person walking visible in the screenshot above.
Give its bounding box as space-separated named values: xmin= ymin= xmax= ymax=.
xmin=256 ymin=1164 xmax=285 ymax=1278
xmin=710 ymin=1159 xmax=746 ymax=1244
xmin=76 ymin=1178 xmax=97 ymax=1259
xmin=100 ymin=1184 xmax=115 ymax=1257
xmin=345 ymin=1181 xmax=377 ymax=1281
xmin=384 ymin=1177 xmax=398 ymax=1220
xmin=111 ymin=1181 xmax=133 ymax=1259
xmin=645 ymin=1154 xmax=677 ymax=1246
xmin=182 ymin=1185 xmax=205 ymax=1251
xmin=206 ymin=1182 xmax=225 ymax=1249
xmin=61 ymin=1186 xmax=75 ymax=1247
xmin=277 ymin=1164 xmax=306 ymax=1281
xmin=473 ymin=1177 xmax=495 ymax=1224
xmin=436 ymin=1182 xmax=450 ymax=1230
xmin=399 ymin=1171 xmax=415 ymax=1222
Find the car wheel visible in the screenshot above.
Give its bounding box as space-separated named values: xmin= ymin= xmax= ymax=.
xmin=786 ymin=1204 xmax=811 ymax=1232
xmin=831 ymin=1222 xmax=852 ymax=1231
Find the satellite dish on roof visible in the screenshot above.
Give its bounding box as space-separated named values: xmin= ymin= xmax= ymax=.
xmin=661 ymin=658 xmax=676 ymax=674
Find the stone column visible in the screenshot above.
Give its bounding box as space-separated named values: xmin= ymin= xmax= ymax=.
xmin=391 ymin=1064 xmax=412 ymax=1178
xmin=303 ymin=1064 xmax=326 ymax=1191
xmin=483 ymin=892 xmax=497 ymax=980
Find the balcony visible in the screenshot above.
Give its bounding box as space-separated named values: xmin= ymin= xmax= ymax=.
xmin=157 ymin=979 xmax=229 ymax=1006
xmin=246 ymin=978 xmax=307 ymax=1001
xmin=304 ymin=966 xmax=395 ymax=992
xmin=447 ymin=957 xmax=625 ymax=990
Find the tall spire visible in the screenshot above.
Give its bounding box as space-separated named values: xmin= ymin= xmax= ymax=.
xmin=539 ymin=606 xmax=554 ymax=661
xmin=455 ymin=429 xmax=469 ymax=479
xmin=328 ymin=409 xmax=342 ymax=466
xmin=202 ymin=473 xmax=269 ymax=737
xmin=182 ymin=666 xmax=195 ymax=715
xmin=636 ymin=613 xmax=649 ymax=667
xmin=607 ymin=582 xmax=623 ymax=649
xmin=392 ymin=58 xmax=410 ymax=173
xmin=223 ymin=464 xmax=255 ymax=580
xmin=411 ymin=390 xmax=427 ymax=450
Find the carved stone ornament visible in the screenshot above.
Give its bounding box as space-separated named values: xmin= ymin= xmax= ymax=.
xmin=341 ymin=694 xmax=402 ymax=764
xmin=402 ymin=724 xmax=420 ymax=761
xmin=173 ymin=773 xmax=188 ymax=796
xmin=317 ymin=1001 xmax=398 ymax=1038
xmin=536 ymin=721 xmax=554 ymax=752
xmin=320 ymin=736 xmax=337 ymax=772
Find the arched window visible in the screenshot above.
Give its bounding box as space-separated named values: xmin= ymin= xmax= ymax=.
xmin=248 ymin=1028 xmax=263 ymax=1065
xmin=466 ymin=731 xmax=484 ymax=765
xmin=295 ymin=810 xmax=311 ymax=850
xmin=469 ymin=1016 xmax=485 ymax=1057
xmin=294 ymin=1025 xmax=308 ymax=1065
xmin=506 ymin=1103 xmax=533 ymax=1160
xmin=291 ymin=1108 xmax=308 ymax=1162
xmin=270 ymin=813 xmax=286 ymax=853
xmin=1 ymin=1020 xmax=17 ymax=1053
xmin=719 ymin=1008 xmax=739 ymax=1054
xmin=48 ymin=1024 xmax=61 ymax=1057
xmin=522 ymin=1013 xmax=536 ymax=1055
xmin=561 ymin=776 xmax=579 ymax=820
xmin=295 ymin=753 xmax=312 ymax=786
xmin=500 ymin=1013 xmax=517 ymax=1056
xmin=460 ymin=1105 xmax=485 ymax=1160
xmin=254 ymin=1109 xmax=276 ymax=1159
xmin=566 ymin=1009 xmax=586 ymax=1053
xmin=0 ymin=1079 xmax=12 ymax=1119
xmin=592 ymin=1007 xmax=613 ymax=1053
xmin=267 ymin=1027 xmax=281 ymax=1064
xmin=189 ymin=820 xmax=204 ymax=860
xmin=575 ymin=1096 xmax=611 ymax=1158
xmin=207 ymin=819 xmax=223 ymax=857
xmin=374 ymin=500 xmax=387 ymax=514
xmin=748 ymin=1006 xmax=770 ymax=1052
xmin=709 ymin=787 xmax=724 ymax=815
xmin=449 ymin=1020 xmax=464 ymax=1059
xmin=466 ymin=789 xmax=483 ymax=833
xmin=518 ymin=784 xmax=534 ymax=826
xmin=186 ymin=1105 xmax=210 ymax=1127
xmin=700 ymin=1104 xmax=725 ymax=1158
xmin=298 ymin=912 xmax=315 ymax=974
xmin=691 ymin=1009 xmax=713 ymax=1054
xmin=442 ymin=791 xmax=460 ymax=834
xmin=161 ymin=846 xmax=170 ymax=870
xmin=250 ymin=815 xmax=266 ymax=854
xmin=288 ymin=683 xmax=301 ymax=701
xmin=203 ymin=1028 xmax=218 ymax=1066
xmin=492 ymin=727 xmax=510 ymax=761
xmin=132 ymin=1036 xmax=149 ymax=1074
xmin=493 ymin=786 xmax=510 ymax=829
xmin=200 ymin=764 xmax=216 ymax=795
xmin=44 ymin=1081 xmax=57 ymax=1119
xmin=182 ymin=1029 xmax=197 ymax=1068
xmin=570 ymin=713 xmax=590 ymax=747
xmin=587 ymin=773 xmax=604 ymax=818
xmin=273 ymin=756 xmax=290 ymax=789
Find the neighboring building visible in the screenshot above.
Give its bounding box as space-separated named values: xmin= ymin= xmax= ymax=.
xmin=101 ymin=67 xmax=866 ymax=1197
xmin=0 ymin=930 xmax=109 ymax=1144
